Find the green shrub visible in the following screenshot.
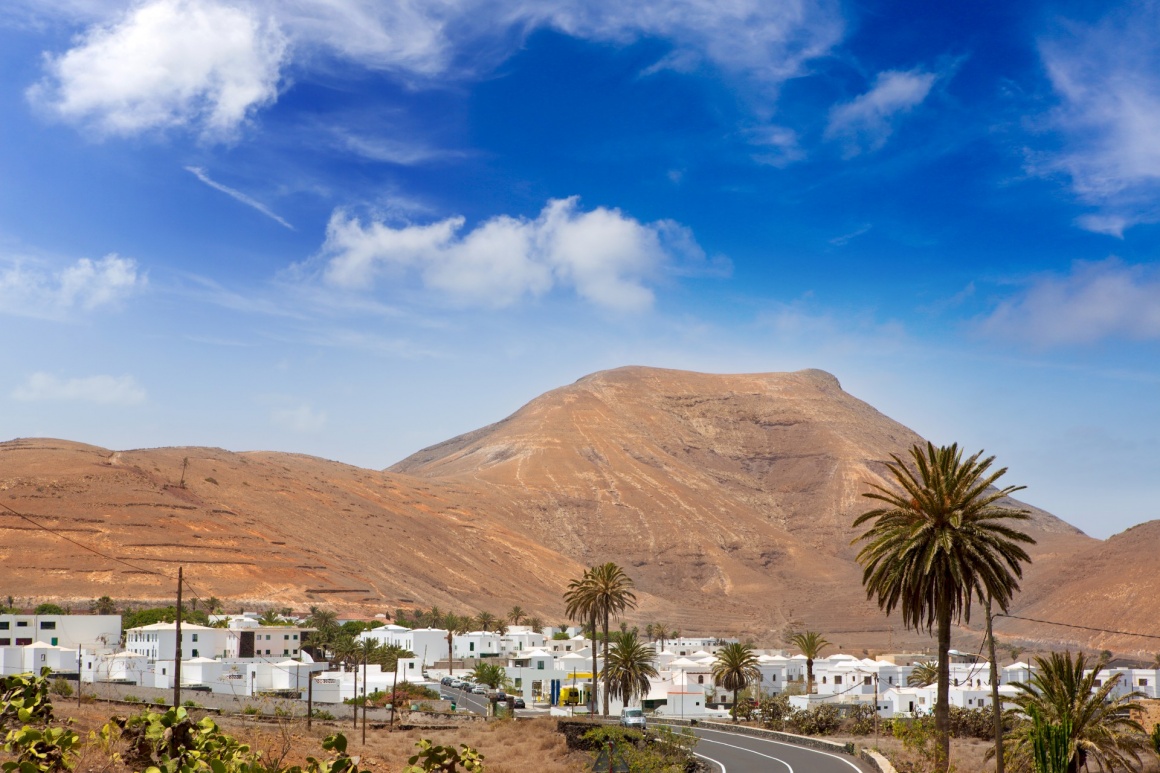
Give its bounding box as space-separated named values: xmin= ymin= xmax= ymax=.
xmin=242 ymin=706 xmax=259 ymax=716
xmin=403 ymin=739 xmax=484 ymax=772
xmin=46 ymin=681 xmax=71 ymax=700
xmin=2 ymin=725 xmax=80 ymax=772
xmin=786 ymin=704 xmax=842 ymax=736
xmin=310 ymin=709 xmax=336 ymax=721
xmin=1 ymin=670 xmax=56 ymax=728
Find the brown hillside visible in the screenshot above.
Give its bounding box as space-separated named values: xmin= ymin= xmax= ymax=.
xmin=0 ymin=366 xmax=1120 ymax=652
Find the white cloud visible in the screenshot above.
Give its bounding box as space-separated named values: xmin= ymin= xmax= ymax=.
xmin=825 ymin=68 xmax=937 ymax=156
xmin=12 ymin=373 xmax=147 ymax=405
xmin=1036 ymin=5 xmax=1160 ymax=235
xmin=315 ymin=197 xmax=709 ymax=311
xmin=0 ymin=253 xmax=145 ymax=317
xmin=186 ymin=166 xmax=293 ymax=229
xmin=270 ymin=403 xmax=327 ymax=432
xmin=29 ymin=0 xmax=843 ymax=139
xmin=30 ymin=0 xmax=286 ymax=138
xmin=977 ymin=258 xmax=1160 ymax=346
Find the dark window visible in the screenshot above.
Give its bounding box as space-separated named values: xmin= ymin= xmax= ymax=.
xmin=0 ymin=638 xmax=9 ymax=646
xmin=834 ymin=676 xmax=842 ymax=685
xmin=15 ymin=638 xmax=32 ymax=646
xmin=16 ymin=621 xmax=28 ymax=628
xmin=864 ymin=676 xmax=872 ymax=685
xmin=0 ymin=622 xmax=8 ymax=630
xmin=40 ymin=622 xmax=56 ymax=630
xmin=1140 ymin=678 xmax=1149 ymax=687
xmin=50 ymin=638 xmax=58 ymax=646
xmin=192 ymin=634 xmax=198 ymax=642
xmin=192 ymin=649 xmax=199 ymax=657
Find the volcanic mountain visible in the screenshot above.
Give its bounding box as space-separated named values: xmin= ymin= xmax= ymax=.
xmin=0 ymin=366 xmax=1134 ymax=652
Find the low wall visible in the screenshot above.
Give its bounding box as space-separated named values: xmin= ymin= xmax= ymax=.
xmin=698 ymin=720 xmax=856 ymax=756
xmin=859 ymin=748 xmax=898 ymax=773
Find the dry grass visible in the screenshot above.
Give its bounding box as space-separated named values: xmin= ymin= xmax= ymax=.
xmin=4 ymin=703 xmax=586 ymax=773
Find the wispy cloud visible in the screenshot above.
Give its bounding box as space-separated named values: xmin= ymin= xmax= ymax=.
xmin=270 ymin=403 xmax=326 ymax=432
xmin=12 ymin=372 xmax=147 ymax=405
xmin=825 ymin=68 xmax=938 ymax=157
xmin=829 ymin=224 xmax=871 ymax=246
xmin=0 ymin=253 xmax=145 ymax=318
xmin=310 ymin=197 xmax=715 ymax=312
xmin=1037 ymin=3 xmax=1160 ymax=235
xmin=186 ymin=166 xmax=294 ymax=230
xmin=976 ymin=258 xmax=1160 ymax=346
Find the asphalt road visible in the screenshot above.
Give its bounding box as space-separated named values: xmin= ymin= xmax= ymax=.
xmin=659 ymin=723 xmax=876 ymax=773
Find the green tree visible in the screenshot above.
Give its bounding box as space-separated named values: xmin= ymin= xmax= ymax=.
xmin=474 ymin=611 xmax=498 ymax=632
xmin=441 ymin=613 xmax=469 ymax=673
xmin=258 ymin=608 xmax=285 ymax=626
xmin=789 ymin=631 xmax=830 ymax=694
xmin=470 ymin=662 xmax=507 ymax=689
xmin=564 ymin=569 xmax=600 ymax=716
xmin=602 ymin=631 xmax=658 ymax=709
xmin=853 ymin=442 xmax=1035 ymax=772
xmin=527 ymin=616 xmax=544 ymax=634
xmin=712 ymin=642 xmax=762 ymax=723
xmin=992 ymin=651 xmax=1147 ymax=773
xmin=507 ymin=606 xmax=527 ymax=627
xmin=564 ymin=563 xmax=638 ymax=716
xmin=908 ymin=660 xmax=939 ymax=687
xmin=34 ymin=604 xmax=66 ymax=615
xmin=89 ymin=596 xmax=116 ymax=615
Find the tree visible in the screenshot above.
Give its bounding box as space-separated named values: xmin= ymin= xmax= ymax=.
xmin=474 ymin=611 xmax=498 ymax=632
xmin=470 ymin=662 xmax=507 ymax=689
xmin=602 ymin=631 xmax=658 ymax=709
xmin=853 ymin=441 xmax=1036 ymax=773
xmin=564 ymin=563 xmax=638 ymax=716
xmin=908 ymin=661 xmax=939 ymax=687
xmin=35 ymin=603 xmax=66 ymax=615
xmin=507 ymin=606 xmax=527 ymax=627
xmin=527 ymin=616 xmax=544 ymax=634
xmin=564 ymin=569 xmax=600 ymax=716
xmin=90 ymin=596 xmax=116 ymax=615
xmin=992 ymin=651 xmax=1147 ymax=773
xmin=789 ymin=631 xmax=830 ymax=694
xmin=258 ymin=609 xmax=284 ymax=626
xmin=712 ymin=643 xmax=761 ymax=723
xmin=442 ymin=613 xmax=469 ymax=672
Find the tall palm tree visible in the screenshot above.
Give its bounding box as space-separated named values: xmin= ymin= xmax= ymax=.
xmin=908 ymin=660 xmax=939 ymax=687
xmin=712 ymin=642 xmax=762 ymax=723
xmin=789 ymin=631 xmax=830 ymax=694
xmin=475 ymin=611 xmax=498 ymax=632
xmin=603 ymin=631 xmax=658 ymax=710
xmin=507 ymin=606 xmax=527 ymax=626
xmin=991 ymin=651 xmax=1147 ymax=773
xmin=580 ymin=563 xmax=638 ymax=716
xmin=564 ymin=568 xmax=601 ymax=715
xmin=853 ymin=441 xmax=1035 ymax=773
xmin=442 ymin=613 xmax=469 ymax=672
xmin=527 ymin=616 xmax=544 ymax=634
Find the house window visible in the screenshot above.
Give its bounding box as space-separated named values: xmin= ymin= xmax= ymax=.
xmin=0 ymin=622 xmax=8 ymax=630
xmin=284 ymin=635 xmax=290 ymax=640
xmin=864 ymin=676 xmax=872 ymax=685
xmin=162 ymin=668 xmax=167 ymax=675
xmin=1140 ymin=679 xmax=1149 ymax=687
xmin=822 ymin=676 xmax=828 ymax=684
xmin=283 ymin=650 xmax=289 ymax=656
xmin=192 ymin=634 xmax=198 ymax=642
xmin=0 ymin=639 xmax=8 ymax=646
xmin=50 ymin=638 xmax=58 ymax=646
xmin=40 ymin=621 xmax=56 ymax=630
xmin=889 ymin=677 xmax=894 ymax=684
xmin=293 ymin=634 xmax=298 ymax=640
xmin=16 ymin=621 xmax=27 ymax=628
xmin=16 ymin=638 xmax=31 ymax=646
xmin=1094 ymin=679 xmax=1102 ymax=686
xmin=834 ymin=676 xmax=842 ymax=685
xmin=470 ymin=643 xmax=475 ymax=652
xmin=537 ymin=662 xmax=545 ymax=670
xmin=265 ymin=649 xmax=271 ymax=655
xmin=698 ymin=675 xmax=704 ymax=684
xmin=771 ymin=674 xmax=776 ymax=681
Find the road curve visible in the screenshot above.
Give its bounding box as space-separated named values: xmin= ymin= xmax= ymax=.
xmin=657 ymin=723 xmax=875 ymax=773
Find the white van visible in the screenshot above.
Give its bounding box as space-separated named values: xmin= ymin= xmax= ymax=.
xmin=619 ymin=707 xmax=646 ymax=730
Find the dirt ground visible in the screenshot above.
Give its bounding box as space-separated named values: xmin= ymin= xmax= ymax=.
xmin=4 ymin=701 xmax=588 ymax=773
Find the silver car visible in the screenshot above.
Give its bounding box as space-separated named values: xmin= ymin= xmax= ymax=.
xmin=619 ymin=707 xmax=646 ymax=730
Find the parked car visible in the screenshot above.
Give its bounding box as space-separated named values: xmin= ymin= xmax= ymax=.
xmin=450 ymin=680 xmax=465 ymax=689
xmin=512 ymin=697 xmax=525 ymax=709
xmin=619 ymin=708 xmax=646 ymax=730
xmin=441 ymin=677 xmax=452 ymax=686
xmin=472 ymin=685 xmax=488 ymax=695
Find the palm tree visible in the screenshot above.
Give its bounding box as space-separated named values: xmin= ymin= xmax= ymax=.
xmin=475 ymin=611 xmax=498 ymax=632
xmin=527 ymin=616 xmax=544 ymax=634
xmin=990 ymin=651 xmax=1147 ymax=773
xmin=567 ymin=563 xmax=638 ymax=716
xmin=853 ymin=441 xmax=1036 ymax=773
xmin=603 ymin=631 xmax=658 ymax=709
xmin=258 ymin=608 xmax=283 ymax=626
xmin=306 ymin=607 xmax=340 ymax=657
xmin=90 ymin=596 xmax=116 ymax=615
xmin=507 ymin=606 xmax=527 ymax=626
xmin=712 ymin=642 xmax=762 ymax=723
xmin=564 ymin=569 xmax=601 ymax=715
xmin=789 ymin=631 xmax=830 ymax=694
xmin=908 ymin=661 xmax=939 ymax=687
xmin=442 ymin=613 xmax=469 ymax=672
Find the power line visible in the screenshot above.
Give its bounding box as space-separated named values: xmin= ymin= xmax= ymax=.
xmin=995 ymin=613 xmax=1160 ymax=642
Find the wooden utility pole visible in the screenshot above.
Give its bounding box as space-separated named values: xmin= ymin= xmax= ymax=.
xmin=361 ymin=651 xmax=368 ymax=746
xmin=174 ymin=567 xmax=183 ymax=709
xmin=352 ymin=660 xmax=358 ymax=729
xmin=390 ymin=656 xmax=400 ymax=731
xmin=307 ymin=676 xmax=313 ymax=729
xmin=986 ymin=597 xmax=1005 ymax=773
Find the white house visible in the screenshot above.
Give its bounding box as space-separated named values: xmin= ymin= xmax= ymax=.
xmin=358 ymin=626 xmax=447 ymax=667
xmin=0 ymin=614 xmax=120 ymax=653
xmin=83 ymin=651 xmax=150 ymax=684
xmin=125 ymin=623 xmax=228 ymax=661
xmin=453 ymin=631 xmax=502 ymax=659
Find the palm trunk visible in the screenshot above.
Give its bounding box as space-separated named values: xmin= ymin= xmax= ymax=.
xmin=807 ymin=658 xmax=814 ymax=694
xmin=590 ymin=611 xmax=599 ymax=716
xmin=602 ymin=610 xmax=610 ymax=717
xmin=732 ymin=687 xmax=739 ymax=723
xmin=986 ymin=597 xmax=1005 ymax=773
xmin=936 ymin=597 xmax=952 ymax=773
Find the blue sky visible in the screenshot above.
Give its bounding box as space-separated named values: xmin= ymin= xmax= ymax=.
xmin=2 ymin=0 xmax=1159 ymax=539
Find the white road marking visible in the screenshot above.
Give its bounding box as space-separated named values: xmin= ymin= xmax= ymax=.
xmin=694 ymin=751 xmax=728 ymax=773
xmin=695 ymin=737 xmax=794 ymax=772
xmin=689 ymin=726 xmax=864 ymax=772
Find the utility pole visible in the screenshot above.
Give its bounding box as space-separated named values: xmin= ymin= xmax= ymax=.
xmin=361 ymin=650 xmax=367 ymax=746
xmin=986 ymin=596 xmax=1005 ymax=773
xmin=390 ymin=656 xmax=400 ymax=731
xmin=352 ymin=660 xmax=359 ymax=729
xmin=307 ymin=676 xmax=313 ymax=729
xmin=174 ymin=567 xmax=183 ymax=709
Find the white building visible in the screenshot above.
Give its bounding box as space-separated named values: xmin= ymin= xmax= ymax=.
xmin=0 ymin=614 xmax=120 ymax=653
xmin=125 ymin=623 xmax=228 ymax=661
xmin=453 ymin=631 xmax=502 ymax=660
xmin=358 ymin=626 xmax=447 ymax=667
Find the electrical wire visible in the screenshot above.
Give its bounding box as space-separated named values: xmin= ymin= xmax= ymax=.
xmin=994 ymin=613 xmax=1160 ymax=642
